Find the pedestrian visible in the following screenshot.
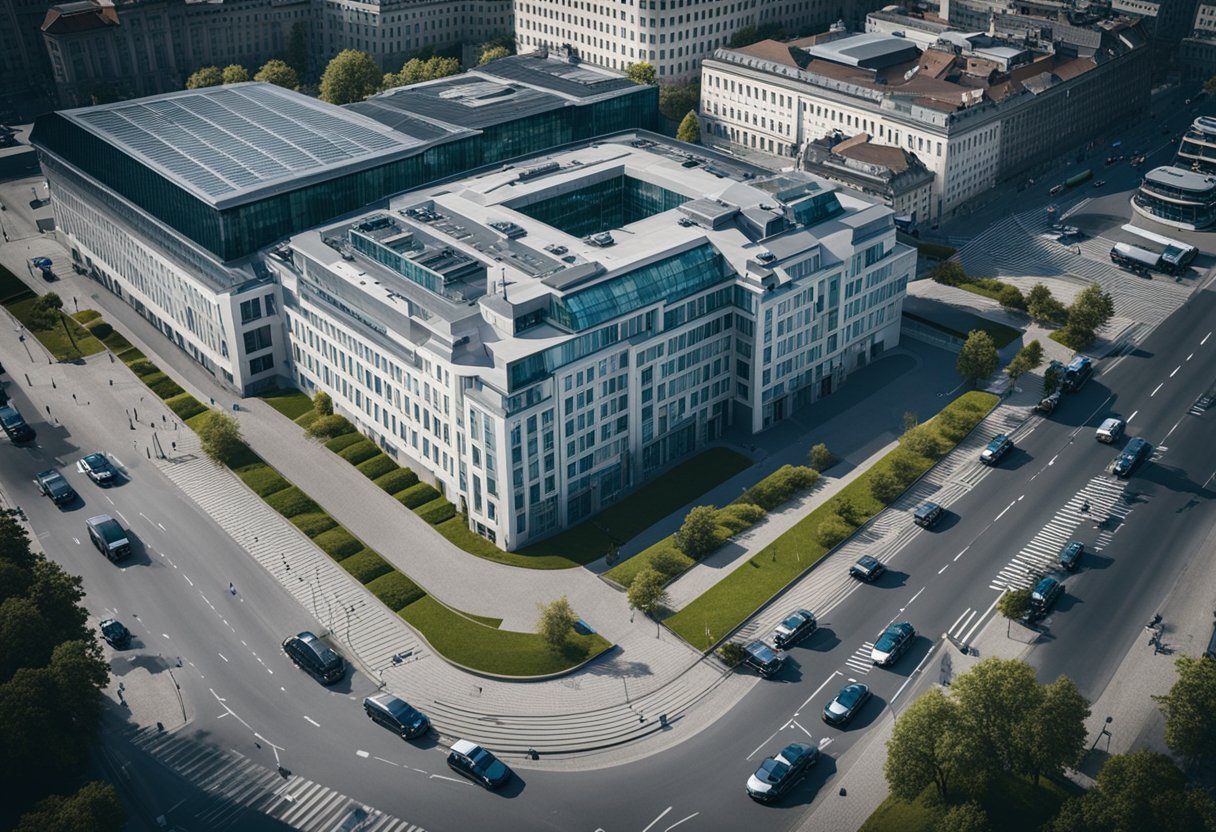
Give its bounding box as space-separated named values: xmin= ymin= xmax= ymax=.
xmin=229 ymin=582 xmax=236 ymax=596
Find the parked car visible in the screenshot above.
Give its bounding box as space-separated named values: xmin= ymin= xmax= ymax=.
xmin=742 ymin=640 xmax=784 ymax=678
xmin=1061 ymin=356 xmax=1093 ymax=392
xmin=746 ymin=742 xmax=819 ymax=802
xmin=850 ymin=555 xmax=886 ymax=582
xmin=871 ymin=622 xmax=916 ymax=667
xmin=823 ymin=683 xmax=871 ymax=726
xmin=363 ymin=693 xmax=430 ymax=739
xmin=282 ymin=631 xmax=345 ymax=685
xmin=85 ymin=514 xmax=131 ymax=561
xmin=770 ymin=609 xmax=817 ymax=650
xmin=35 ymin=468 xmax=76 ymax=505
xmin=1058 ymin=541 xmax=1084 ymax=571
xmin=99 ymin=617 xmax=131 ymax=649
xmin=1029 ymin=577 xmax=1064 ymax=620
xmin=913 ymin=501 xmax=943 ymax=528
xmin=1113 ymin=437 xmax=1151 ymax=478
xmin=980 ymin=434 xmax=1014 ymax=465
xmin=1096 ymin=418 xmax=1125 ymax=444
xmin=1034 ymin=391 xmax=1062 ymax=414
xmin=0 ymin=405 xmax=35 ymax=443
xmin=79 ymin=452 xmax=117 ymax=485
xmin=446 ymin=739 xmax=512 ymax=789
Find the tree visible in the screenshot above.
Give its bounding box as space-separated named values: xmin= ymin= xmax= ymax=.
xmin=956 ymin=330 xmax=998 ymax=387
xmin=1005 ymin=352 xmax=1034 ymax=386
xmin=1063 ymin=283 xmax=1115 ymax=349
xmin=382 ymin=55 xmax=460 ymax=90
xmin=1155 ymin=655 xmax=1216 ymax=766
xmin=950 ymin=658 xmax=1045 ymax=775
xmin=903 ymin=410 xmax=919 ymax=432
xmin=221 ymin=64 xmax=249 ymax=84
xmin=14 ymin=781 xmax=123 ymax=832
xmin=997 ymin=588 xmax=1032 ymax=635
xmin=313 ymin=390 xmax=334 ymax=416
xmin=1207 ymin=74 xmax=1216 ymax=98
xmin=887 ymin=448 xmax=923 ymax=484
xmin=676 ymin=111 xmax=700 ymax=144
xmin=478 ymin=44 xmax=511 ymax=65
xmin=26 ymin=292 xmax=62 ymax=331
xmin=885 ymin=687 xmax=981 ymax=802
xmin=659 ymin=81 xmax=700 ymax=121
xmin=937 ymin=802 xmax=991 ymax=832
xmin=284 ymin=21 xmax=308 ymax=78
xmin=718 ymin=641 xmax=747 ymax=666
xmin=900 ymin=424 xmax=943 ymax=459
xmin=627 ymin=567 xmax=669 ymax=620
xmin=929 ymin=260 xmax=968 ymax=287
xmin=1022 ymin=676 xmax=1090 ymax=785
xmin=832 ymin=496 xmax=863 ymax=526
xmin=626 ymin=62 xmax=657 ymax=86
xmin=997 ymin=283 xmax=1026 ymax=312
xmin=1043 ymin=362 xmax=1063 ymax=396
xmin=536 ymin=596 xmax=577 ymax=648
xmin=197 ymin=410 xmax=245 ymax=466
xmin=869 ymin=470 xmax=903 ymax=504
xmin=815 ymin=515 xmax=853 ymax=549
xmin=319 ymin=50 xmax=382 ymax=104
xmin=1027 ymin=283 xmax=1068 ymax=325
xmin=1050 ymin=750 xmax=1210 ymax=832
xmin=1021 ymin=339 xmax=1044 ymax=368
xmin=186 ymin=66 xmax=223 ymax=89
xmin=674 ymin=506 xmax=721 ymax=560
xmin=809 ymin=443 xmax=835 ymax=472
xmin=255 ymin=59 xmax=299 ymax=90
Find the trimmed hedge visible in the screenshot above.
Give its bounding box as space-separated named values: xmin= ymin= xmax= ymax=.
xmin=116 ymin=347 xmax=145 ymax=363
xmin=313 ymin=527 xmax=364 ymax=560
xmin=742 ymin=465 xmax=819 ymax=511
xmin=416 ymin=497 xmax=457 ymax=525
xmin=128 ymin=359 xmax=159 ymax=377
xmin=165 ymin=392 xmax=207 ymax=421
xmin=308 ymin=414 xmax=356 ymax=439
xmin=365 ymin=571 xmax=425 ymax=611
xmin=295 ymin=410 xmax=321 ymax=430
xmin=716 ymin=502 xmax=767 ymax=535
xmin=292 ymin=512 xmax=338 ymax=537
xmin=374 ymin=467 xmax=418 ymax=494
xmin=341 ymin=549 xmax=393 ymax=584
xmin=397 ymin=482 xmax=441 ymax=509
xmin=265 ymin=486 xmax=321 ymax=518
xmin=356 ymin=453 xmax=397 ymax=480
xmin=146 ymin=372 xmax=185 ymax=400
xmin=338 ymin=439 xmax=380 ymax=465
xmin=325 ymin=432 xmax=366 ymax=452
xmin=235 ymin=463 xmax=291 ymax=497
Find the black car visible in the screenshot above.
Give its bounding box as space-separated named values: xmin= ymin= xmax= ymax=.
xmin=1061 ymin=356 xmax=1093 ymax=393
xmin=35 ymin=468 xmax=76 ymax=505
xmin=79 ymin=452 xmax=117 ymax=485
xmin=100 ymin=618 xmax=131 ymax=649
xmin=0 ymin=405 xmax=35 ymax=443
xmin=770 ymin=609 xmax=817 ymax=649
xmin=823 ymin=683 xmax=871 ymax=726
xmin=871 ymin=622 xmax=915 ymax=667
xmin=742 ymin=640 xmax=784 ymax=678
xmin=980 ymin=434 xmax=1014 ymax=465
xmin=1058 ymin=541 xmax=1084 ymax=571
xmin=1029 ymin=576 xmax=1064 ymax=621
xmin=85 ymin=514 xmax=131 ymax=561
xmin=447 ymin=740 xmax=512 ymax=789
xmin=1113 ymin=437 xmax=1151 ymax=478
xmin=283 ymin=631 xmax=345 ymax=684
xmin=746 ymin=742 xmax=819 ymax=802
xmin=363 ymin=693 xmax=429 ymax=739
xmin=850 ymin=555 xmax=886 ymax=582
xmin=913 ymin=501 xmax=943 ymax=528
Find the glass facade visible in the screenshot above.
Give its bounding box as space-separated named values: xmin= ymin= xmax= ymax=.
xmin=1134 ymin=182 xmax=1216 ymax=228
xmin=515 ymin=174 xmax=688 ymax=238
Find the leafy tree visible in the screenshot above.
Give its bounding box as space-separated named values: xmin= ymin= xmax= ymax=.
xmin=1155 ymin=655 xmax=1216 ymax=766
xmin=937 ymin=802 xmax=991 ymax=832
xmin=1005 ymin=352 xmax=1034 ymax=385
xmin=313 ymin=390 xmax=334 ymax=416
xmin=676 ymin=111 xmax=700 ymax=143
xmin=1027 ymin=283 xmax=1068 ymax=324
xmin=1022 ymin=676 xmax=1090 ymax=785
xmin=535 ymin=596 xmax=577 ymax=648
xmin=674 ymin=506 xmax=721 ymax=560
xmin=741 ymin=464 xmax=818 ymax=509
xmin=647 ymin=547 xmax=688 ymax=581
xmin=26 ymin=292 xmax=63 ymax=332
xmin=627 ymin=567 xmax=669 ymax=617
xmin=937 ymin=407 xmax=977 ymax=442
xmin=1063 ymin=283 xmax=1115 ymax=349
xmin=284 ymin=21 xmax=308 ymax=77
xmin=221 ymin=64 xmax=249 ymax=84
xmin=718 ymin=641 xmax=747 ymax=666
xmin=186 ymin=66 xmax=223 ymax=89
xmin=197 ymin=410 xmax=246 ymax=466
xmin=869 ymin=470 xmax=903 ymax=504
xmin=307 ymin=413 xmax=351 ymax=439
xmin=1050 ymin=750 xmax=1211 ymax=832
xmin=1021 ymin=339 xmax=1044 ymax=368
xmin=885 ymin=687 xmax=981 ymax=801
xmin=14 ymin=780 xmax=123 ymax=832
xmin=478 ymin=44 xmax=511 ymax=64
xmin=255 ymin=59 xmax=300 ymax=90
xmin=956 ymin=330 xmax=998 ymax=387
xmin=809 ymin=442 xmax=835 ymax=472
xmin=319 ymin=50 xmax=382 ymax=104
xmin=997 ymin=588 xmax=1032 ymax=635
xmin=382 ymin=55 xmax=460 ymax=90
xmin=626 ymin=62 xmax=657 ymax=86
xmin=729 ymin=22 xmax=785 ymax=48
xmin=832 ymin=496 xmax=863 ymax=526
xmin=1043 ymin=362 xmax=1062 ymax=396
xmin=929 ymin=260 xmax=968 ymax=287
xmin=815 ymin=515 xmax=853 ymax=549
xmin=997 ymin=283 xmax=1026 ymax=311
xmin=900 ymin=424 xmax=943 ymax=458
xmin=887 ymin=448 xmax=923 ymax=484
xmin=950 ymin=658 xmax=1044 ymax=775
xmin=659 ymin=81 xmax=700 ymax=121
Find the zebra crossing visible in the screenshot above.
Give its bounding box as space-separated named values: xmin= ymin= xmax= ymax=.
xmin=844 ymin=642 xmax=876 ymax=675
xmin=130 ymin=727 xmax=425 ymax=832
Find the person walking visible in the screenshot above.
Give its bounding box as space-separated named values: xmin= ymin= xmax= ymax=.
xmin=229 ymin=582 xmax=236 ymax=596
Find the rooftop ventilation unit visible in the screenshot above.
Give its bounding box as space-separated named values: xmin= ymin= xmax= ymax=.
xmin=517 ymin=161 xmax=561 ymax=181
xmin=756 ymin=251 xmax=777 ymax=263
xmin=586 ymin=232 xmax=615 ymax=247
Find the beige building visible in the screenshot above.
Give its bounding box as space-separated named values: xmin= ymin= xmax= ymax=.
xmin=801 ymin=133 xmax=935 ymax=226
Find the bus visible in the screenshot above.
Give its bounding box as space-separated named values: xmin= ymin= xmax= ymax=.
xmin=1065 ymin=169 xmax=1093 ymax=188
xmin=1110 ymin=242 xmax=1160 ymax=273
xmin=1121 ymin=224 xmax=1198 ymax=274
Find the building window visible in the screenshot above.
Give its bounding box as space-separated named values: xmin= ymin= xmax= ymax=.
xmin=249 ymin=354 xmax=274 ymax=375
xmin=240 ymin=297 xmax=262 ymax=323
xmin=243 ymin=325 xmax=272 ymax=353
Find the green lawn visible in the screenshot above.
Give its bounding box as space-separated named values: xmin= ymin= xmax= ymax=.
xmin=667 ymin=392 xmax=998 ymax=649
xmin=902 ymin=310 xmax=1022 ymax=350
xmin=400 ymin=595 xmax=611 ymax=676
xmin=518 ymin=447 xmax=752 ymax=567
xmin=861 ymin=774 xmax=1073 ymax=832
xmin=258 ymin=387 xmax=316 ymax=420
xmin=6 ymin=297 xmax=105 ymax=360
xmin=958 ymin=280 xmax=1005 ymax=302
xmin=604 ymin=537 xmax=693 ymax=589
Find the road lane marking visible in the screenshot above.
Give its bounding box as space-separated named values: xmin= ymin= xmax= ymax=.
xmin=356 ymin=750 xmax=369 ymax=758
xmin=938 ymin=564 xmax=949 ymax=574
xmin=994 ymin=500 xmax=1016 ymax=521
xmin=184 ymin=575 xmax=193 ymax=587
xmin=373 ymin=756 xmax=399 ymax=766
xmin=116 ymin=511 xmax=130 ymax=526
xmin=1166 ymin=420 xmax=1181 ymax=440
xmin=949 ymin=609 xmax=971 ymax=633
xmin=1187 ymin=353 xmax=1194 ymax=361
xmin=218 ymin=653 xmax=228 ymax=662
xmin=641 ymin=807 xmax=673 ymax=832
xmin=1151 ymin=383 xmax=1163 ymax=396
xmin=954 ymin=546 xmax=969 ymax=562
xmin=1128 ymin=410 xmax=1138 ymax=422
xmin=790 ymin=720 xmax=813 ymax=739
xmin=793 ymin=671 xmax=842 ymax=721
xmin=429 ymin=774 xmax=472 ymax=786
xmin=1048 ymin=454 xmax=1057 ymax=466
xmin=665 ymin=813 xmax=699 ymax=832
xmin=1203 ymin=332 xmax=1211 ymax=345
xmin=303 ymin=716 xmax=320 ymax=727
xmin=1171 ymin=366 xmax=1180 ymax=377
xmin=961 ymin=594 xmax=1004 ymax=644
xmin=158 ymin=522 xmax=166 ymax=531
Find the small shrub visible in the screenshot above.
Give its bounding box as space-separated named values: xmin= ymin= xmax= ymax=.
xmin=719 ymin=642 xmax=747 ymax=666
xmin=887 ymin=449 xmax=924 ymax=485
xmin=295 ymin=410 xmax=321 ymax=430
xmin=356 ymin=453 xmax=397 ymax=480
xmin=341 ymin=549 xmax=393 ymax=584
xmin=236 ymin=463 xmax=290 ymax=497
xmin=308 ymin=413 xmax=355 ymax=439
xmin=365 ymin=571 xmax=425 ymax=611
xmin=816 ymin=515 xmax=854 ymax=549
xmin=397 ymin=482 xmax=441 ymax=508
xmin=313 ymin=526 xmax=364 ymax=560
xmin=416 ymin=497 xmax=457 ymax=525
xmin=900 ymin=424 xmax=944 ymax=459
xmin=742 ymin=464 xmax=819 ymax=510
xmin=313 ymin=390 xmax=334 ymax=416
xmin=292 ymin=512 xmax=338 ymax=537
xmin=116 ymin=346 xmax=144 ymax=363
xmin=165 ymin=392 xmax=207 ymax=421
xmin=649 ymin=546 xmax=692 ymax=581
xmin=870 ymin=470 xmax=903 ymax=504
xmin=324 ymin=432 xmax=365 ymax=452
xmin=929 ymin=260 xmax=967 ymax=287
xmin=716 ymin=502 xmax=766 ymax=535
xmin=809 ymin=443 xmax=835 ymax=472
xmin=674 ymin=505 xmax=721 ymax=559
xmin=127 ymin=358 xmax=159 ymax=377
xmin=374 ymin=468 xmax=418 ymax=494
xmin=338 ymin=439 xmax=379 ymax=465
xmin=85 ymin=320 xmax=112 ymax=339
xmin=997 ymin=283 xmax=1027 ymax=311
xmin=265 ymin=486 xmax=320 ymax=517
xmin=146 ymin=373 xmax=185 ymax=399
xmin=832 ymin=496 xmax=864 ymax=526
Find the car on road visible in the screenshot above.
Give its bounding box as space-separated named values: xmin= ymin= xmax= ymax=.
xmin=850 ymin=555 xmax=886 ymax=582
xmin=0 ymin=405 xmax=35 ymax=443
xmin=1049 ymin=184 xmax=1065 ymax=195
xmin=770 ymin=609 xmax=817 ymax=649
xmin=363 ymin=693 xmax=430 ymax=739
xmin=1113 ymin=437 xmax=1152 ymax=478
xmin=282 ymin=631 xmax=345 ymax=685
xmin=823 ymin=683 xmax=871 ymax=726
xmin=79 ymin=452 xmax=117 ymax=485
xmin=980 ymin=434 xmax=1014 ymax=465
xmin=1061 ymin=356 xmax=1094 ymax=392
xmin=871 ymin=622 xmax=916 ymax=667
xmin=746 ymin=742 xmax=819 ymax=802
xmin=1029 ymin=577 xmax=1064 ymax=620
xmin=85 ymin=514 xmax=131 ymax=561
xmin=35 ymin=468 xmax=76 ymax=505
xmin=99 ymin=617 xmax=131 ymax=649
xmin=1093 ymin=179 xmax=1106 ymax=188
xmin=1096 ymin=418 xmax=1125 ymax=443
xmin=447 ymin=739 xmax=512 ymax=789
xmin=742 ymin=640 xmax=784 ymax=678
xmin=913 ymin=501 xmax=943 ymax=528
xmin=1058 ymin=541 xmax=1084 ymax=572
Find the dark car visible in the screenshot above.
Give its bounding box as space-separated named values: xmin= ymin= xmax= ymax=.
xmin=746 ymin=742 xmax=819 ymax=802
xmin=447 ymin=739 xmax=512 ymax=789
xmin=363 ymin=693 xmax=429 ymax=739
xmin=850 ymin=555 xmax=886 ymax=582
xmin=742 ymin=640 xmax=784 ymax=678
xmin=871 ymin=622 xmax=915 ymax=667
xmin=100 ymin=618 xmax=131 ymax=649
xmin=1034 ymin=391 xmax=1062 ymax=415
xmin=1061 ymin=356 xmax=1093 ymax=393
xmin=1029 ymin=576 xmax=1064 ymax=620
xmin=35 ymin=468 xmax=76 ymax=505
xmin=79 ymin=452 xmax=117 ymax=485
xmin=0 ymin=405 xmax=35 ymax=443
xmin=1058 ymin=541 xmax=1084 ymax=571
xmin=282 ymin=631 xmax=345 ymax=685
xmin=823 ymin=683 xmax=871 ymax=726
xmin=980 ymin=434 xmax=1014 ymax=465
xmin=913 ymin=501 xmax=943 ymax=528
xmin=1113 ymin=437 xmax=1151 ymax=478
xmin=85 ymin=514 xmax=131 ymax=561
xmin=770 ymin=609 xmax=817 ymax=650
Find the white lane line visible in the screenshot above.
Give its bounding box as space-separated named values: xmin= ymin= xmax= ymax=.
xmin=303 ymin=715 xmax=320 ymax=727
xmin=1203 ymin=332 xmax=1211 ymax=345
xmin=642 ymin=807 xmax=673 ymax=832
xmin=665 ymin=813 xmax=699 ymax=832
xmin=373 ymin=756 xmax=399 ymax=766
xmin=184 ymin=575 xmax=193 ymax=587
xmin=994 ymin=500 xmax=1016 ymax=521
xmin=1128 ymin=410 xmax=1138 ymax=422
xmin=954 ymin=546 xmax=970 ymax=562
xmin=949 ymin=609 xmax=971 ymax=633
xmin=116 ymin=510 xmax=130 ymax=526
xmin=356 ymin=750 xmax=370 ymax=758
xmin=1166 ymin=420 xmax=1181 ymax=440
xmin=961 ymin=593 xmax=1005 ymax=644
xmin=900 ymin=586 xmax=926 ymax=614
xmin=218 ymin=653 xmax=229 ymax=662
xmin=429 ymin=774 xmax=471 ymax=786
xmin=1151 ymin=383 xmax=1164 ymax=397
xmin=794 ymin=671 xmax=843 ymax=717
xmin=1048 ymin=454 xmax=1057 ymax=466
xmin=158 ymin=522 xmax=166 ymax=531
xmin=1170 ymin=366 xmax=1181 ymax=378
xmin=955 ymin=609 xmax=979 ymax=637
xmin=938 ymin=564 xmax=949 ymax=574
xmin=139 ymin=512 xmax=154 ymax=525
xmin=1187 ymin=353 xmax=1194 ymax=361
xmin=790 ymin=720 xmax=813 ymax=739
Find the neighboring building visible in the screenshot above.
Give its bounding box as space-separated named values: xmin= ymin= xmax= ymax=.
xmin=700 ymin=19 xmax=1149 ymax=221
xmin=801 ymin=132 xmax=935 ymax=224
xmin=1175 ymin=115 xmax=1216 ymax=174
xmin=865 ymin=7 xmax=951 ymax=48
xmin=29 ymin=59 xmax=656 ymax=392
xmin=0 ymin=0 xmax=61 ymax=121
xmin=1180 ymin=2 xmax=1216 ymax=78
xmin=1133 ymin=165 xmax=1216 ymax=229
xmin=271 ymin=136 xmax=913 ymax=548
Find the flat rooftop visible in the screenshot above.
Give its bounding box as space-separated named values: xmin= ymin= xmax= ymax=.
xmin=1143 ymin=165 xmax=1216 ymax=192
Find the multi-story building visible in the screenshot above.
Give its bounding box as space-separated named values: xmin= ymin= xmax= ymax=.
xmin=29 ymin=55 xmax=656 ymax=392
xmin=1175 ymin=116 xmax=1216 ymax=174
xmin=1180 ymin=2 xmax=1216 ymax=77
xmin=1133 ymin=165 xmax=1216 ymax=229
xmin=0 ymin=0 xmax=62 ymax=121
xmin=272 ymin=137 xmax=913 ymax=548
xmin=700 ymin=18 xmax=1149 ymax=221
xmin=801 ymin=133 xmax=935 ymax=225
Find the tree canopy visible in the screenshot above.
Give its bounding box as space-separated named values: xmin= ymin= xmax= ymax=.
xmin=319 ymin=50 xmax=383 ymax=104
xmin=1062 ymin=283 xmax=1115 ymax=349
xmin=478 ymin=44 xmax=511 ymax=65
xmin=627 ymin=567 xmax=669 ymax=616
xmin=626 ymin=62 xmax=657 ymax=86
xmin=255 ymin=59 xmax=299 ymax=90
xmin=1155 ymin=655 xmax=1216 ymax=766
xmin=676 ymin=111 xmax=701 ymax=143
xmin=957 ymin=330 xmax=999 ymax=387
xmin=1050 ymin=750 xmax=1216 ymax=832
xmin=284 ymin=21 xmax=309 ymax=77
xmin=1027 ymin=283 xmax=1068 ymax=325
xmin=221 ymin=64 xmax=249 ymax=84
xmin=381 ymin=56 xmax=461 ymax=90
xmin=536 ymin=596 xmax=577 ymax=648
xmin=673 ymin=505 xmax=720 ymax=560
xmin=660 ymin=81 xmax=700 ymax=121
xmin=186 ymin=66 xmax=223 ymax=89
xmin=197 ymin=410 xmax=246 ymax=466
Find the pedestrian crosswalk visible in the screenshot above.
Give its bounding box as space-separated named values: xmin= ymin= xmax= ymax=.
xmin=130 ymin=727 xmax=425 ymax=832
xmin=844 ymin=643 xmax=875 ymax=675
